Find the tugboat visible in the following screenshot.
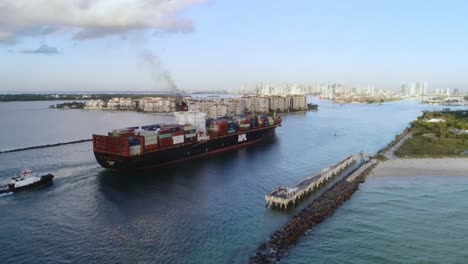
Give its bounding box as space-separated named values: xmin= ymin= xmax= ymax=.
xmin=0 ymin=168 xmax=54 ymax=194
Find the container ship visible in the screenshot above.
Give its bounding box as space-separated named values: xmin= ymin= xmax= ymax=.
xmin=92 ymin=111 xmax=281 ymax=171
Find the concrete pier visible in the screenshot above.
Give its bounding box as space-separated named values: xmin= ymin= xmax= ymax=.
xmin=265 ymin=155 xmax=356 ymax=210
xmin=251 ymin=159 xmax=379 ymax=264
xmin=346 ymin=159 xmax=378 ymax=182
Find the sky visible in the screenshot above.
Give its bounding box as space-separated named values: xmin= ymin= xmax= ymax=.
xmin=1 ymin=0 xmax=468 ymax=92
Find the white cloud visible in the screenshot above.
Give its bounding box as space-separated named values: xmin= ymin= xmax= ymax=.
xmin=21 ymin=44 xmax=59 ymax=54
xmin=0 ymin=0 xmax=205 ymax=43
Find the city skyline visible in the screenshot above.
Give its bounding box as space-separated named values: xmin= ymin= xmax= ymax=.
xmin=2 ymin=1 xmax=468 ymax=92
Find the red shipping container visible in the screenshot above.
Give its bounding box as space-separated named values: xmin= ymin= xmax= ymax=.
xmin=144 ymin=144 xmax=158 ymax=152
xmin=159 ymin=128 xmax=172 ymax=134
xmin=93 ymin=135 xmax=130 ymax=156
xmin=158 ymin=138 xmax=173 ymax=148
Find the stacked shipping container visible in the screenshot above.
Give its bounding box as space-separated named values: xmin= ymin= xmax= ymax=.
xmin=158 ymin=128 xmax=173 ymax=148
xmin=184 ymin=125 xmax=197 ymax=142
xmin=93 ymin=113 xmax=281 ymax=157
xmin=137 ymin=130 xmax=158 ymax=152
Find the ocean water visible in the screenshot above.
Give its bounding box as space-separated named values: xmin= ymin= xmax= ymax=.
xmin=0 ymin=97 xmax=466 ymax=263
xmin=285 ymin=175 xmax=468 ymax=264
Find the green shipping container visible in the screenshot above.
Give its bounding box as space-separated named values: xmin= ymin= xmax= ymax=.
xmin=158 ymin=133 xmax=172 ymax=139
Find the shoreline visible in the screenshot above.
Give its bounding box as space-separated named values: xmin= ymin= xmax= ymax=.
xmin=276 ymin=109 xmax=317 ymax=116
xmin=372 ymin=158 xmax=468 ymax=177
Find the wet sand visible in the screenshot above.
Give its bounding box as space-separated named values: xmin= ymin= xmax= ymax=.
xmin=372 ymin=158 xmax=468 ymax=177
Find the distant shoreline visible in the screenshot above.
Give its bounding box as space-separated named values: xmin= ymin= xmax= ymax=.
xmin=276 ymin=109 xmax=318 ymax=116
xmin=329 ymin=97 xmax=402 ymax=104
xmin=0 ymin=93 xmax=176 ymax=102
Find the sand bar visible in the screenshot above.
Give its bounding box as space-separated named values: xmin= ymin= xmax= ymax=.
xmin=372 ymin=158 xmax=468 ymax=177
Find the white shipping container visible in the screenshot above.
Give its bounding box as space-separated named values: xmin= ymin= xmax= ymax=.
xmin=139 ymin=130 xmax=155 ymax=136
xmin=144 ymin=135 xmax=158 ymax=141
xmin=145 ymin=140 xmax=158 ymax=145
xmin=183 ymin=125 xmax=196 ymax=131
xmin=129 ymin=145 xmax=141 ymax=155
xmin=172 ymin=135 xmax=184 ymax=144
xmin=185 ymin=133 xmax=197 ymax=138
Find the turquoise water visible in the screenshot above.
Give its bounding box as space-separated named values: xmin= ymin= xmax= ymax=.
xmin=286 ymin=175 xmax=468 ymax=264
xmin=0 ymin=97 xmax=467 ymax=263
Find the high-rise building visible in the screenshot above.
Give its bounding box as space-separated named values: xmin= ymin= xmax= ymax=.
xmin=401 ymin=83 xmax=414 ymax=96
xmin=415 ymin=82 xmax=422 ymax=96
xmin=421 ymin=82 xmax=428 ymax=95
xmin=402 ymin=81 xmax=427 ymax=96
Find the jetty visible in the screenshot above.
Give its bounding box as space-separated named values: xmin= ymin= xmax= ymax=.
xmin=251 ymin=159 xmax=379 ymax=263
xmin=265 ymin=155 xmax=357 ymax=210
xmin=0 ymin=139 xmax=92 ymax=154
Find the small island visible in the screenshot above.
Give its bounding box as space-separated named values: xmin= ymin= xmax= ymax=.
xmin=49 ymin=101 xmax=86 ymax=109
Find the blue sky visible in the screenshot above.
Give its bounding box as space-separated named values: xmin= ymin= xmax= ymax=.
xmin=1 ymin=0 xmax=468 ymax=92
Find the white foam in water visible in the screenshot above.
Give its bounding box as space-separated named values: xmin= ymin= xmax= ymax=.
xmin=0 ymin=192 xmax=13 ymax=197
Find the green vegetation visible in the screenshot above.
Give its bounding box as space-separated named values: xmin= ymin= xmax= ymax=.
xmin=307 ymin=103 xmax=318 ymax=110
xmin=0 ymin=93 xmax=175 ymax=102
xmin=395 ymin=110 xmax=468 ymax=157
xmin=49 ymin=101 xmax=86 ymax=109
xmin=395 ymin=135 xmax=468 ymax=157
xmin=0 ymin=94 xmax=86 ymax=101
xmin=335 ymin=97 xmax=402 ymax=104
xmin=365 ymin=97 xmax=401 ymax=104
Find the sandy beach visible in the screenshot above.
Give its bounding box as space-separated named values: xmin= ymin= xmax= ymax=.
xmin=372 ymin=158 xmax=468 ymax=177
